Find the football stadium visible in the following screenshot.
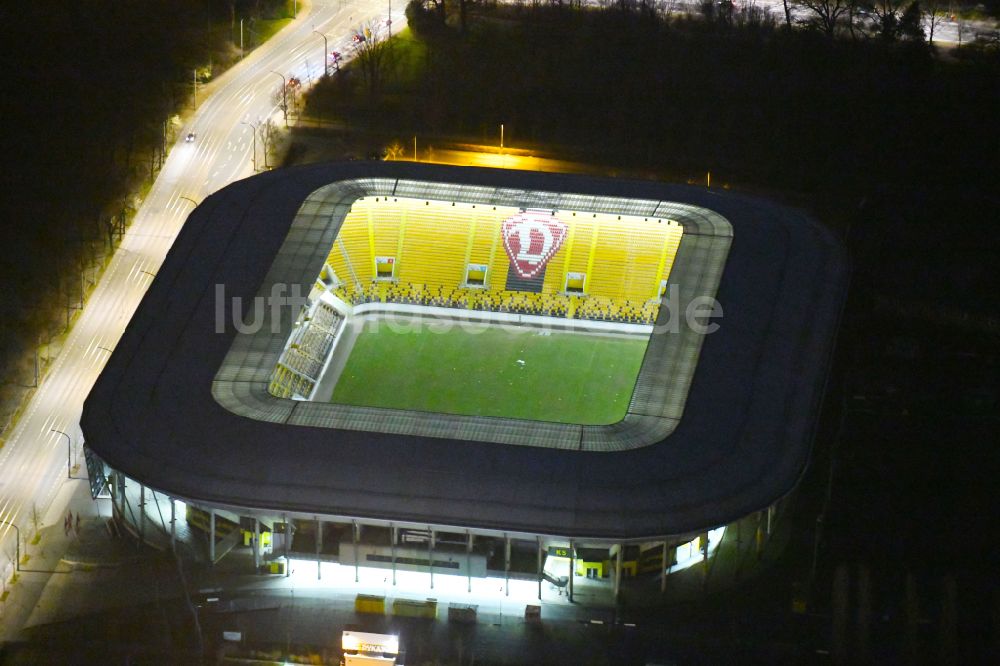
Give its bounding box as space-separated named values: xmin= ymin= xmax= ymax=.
xmin=270 ymin=196 xmax=686 ymax=429
xmin=82 ymin=161 xmax=847 ymax=603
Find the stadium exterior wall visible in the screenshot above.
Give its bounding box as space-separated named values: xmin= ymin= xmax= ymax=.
xmin=81 ymin=162 xmax=848 ymax=542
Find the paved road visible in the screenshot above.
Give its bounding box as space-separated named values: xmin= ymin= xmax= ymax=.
xmin=0 ymin=0 xmax=404 ymax=624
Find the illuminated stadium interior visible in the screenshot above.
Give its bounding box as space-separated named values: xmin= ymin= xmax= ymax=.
xmin=268 ymin=197 xmax=685 ymax=425
xmin=213 ymin=178 xmax=732 ymax=450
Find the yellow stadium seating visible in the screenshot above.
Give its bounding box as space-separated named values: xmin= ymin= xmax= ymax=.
xmin=323 ymin=197 xmax=682 ymax=326
xmin=268 ymin=303 xmax=344 ymax=399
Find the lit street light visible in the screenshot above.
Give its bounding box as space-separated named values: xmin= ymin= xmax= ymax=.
xmin=241 ymin=120 xmax=259 ymax=172
xmin=50 ymin=428 xmax=73 ymax=479
xmin=313 ymin=30 xmax=329 ymax=77
xmin=0 ymin=520 xmax=20 ymax=571
xmin=500 ymin=124 xmax=505 ymax=168
xmin=270 ymin=71 xmax=288 ymax=126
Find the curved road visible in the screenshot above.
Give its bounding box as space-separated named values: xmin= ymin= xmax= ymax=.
xmin=0 ymin=0 xmax=403 ymax=599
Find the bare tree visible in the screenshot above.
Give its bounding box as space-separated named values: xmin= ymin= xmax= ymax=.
xmin=869 ymin=0 xmax=925 ymax=41
xmin=352 ymin=19 xmax=392 ymax=101
xmin=257 ymin=119 xmax=278 ymax=169
xmin=287 ymin=78 xmax=301 ymax=113
xmin=385 ymin=141 xmax=405 ymax=160
xmin=846 ymin=0 xmax=862 ymax=39
xmin=924 ymin=0 xmax=943 ymax=42
xmin=4 ymin=541 xmax=17 ymax=583
xmin=797 ymin=0 xmax=853 ymax=36
xmin=270 ymin=84 xmax=286 ymax=119
xmin=29 ymin=504 xmax=42 ymax=539
xmin=956 ymin=16 xmax=968 ymax=45
xmin=735 ymin=0 xmax=777 ymax=28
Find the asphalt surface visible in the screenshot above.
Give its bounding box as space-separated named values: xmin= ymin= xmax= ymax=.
xmin=0 ymin=0 xmax=405 ymax=638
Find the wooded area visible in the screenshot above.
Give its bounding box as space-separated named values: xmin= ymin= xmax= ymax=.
xmin=0 ymin=0 xmax=290 ymax=398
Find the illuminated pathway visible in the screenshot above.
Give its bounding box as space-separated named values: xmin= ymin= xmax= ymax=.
xmin=0 ymin=0 xmax=405 ymax=626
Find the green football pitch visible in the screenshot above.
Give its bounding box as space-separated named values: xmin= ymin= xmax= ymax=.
xmin=329 ymin=321 xmax=649 ymax=425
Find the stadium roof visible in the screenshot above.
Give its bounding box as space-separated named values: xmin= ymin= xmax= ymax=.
xmin=82 ymin=162 xmax=848 ymax=541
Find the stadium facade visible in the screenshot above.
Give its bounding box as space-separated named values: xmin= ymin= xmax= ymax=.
xmin=82 ymin=162 xmax=847 ymax=596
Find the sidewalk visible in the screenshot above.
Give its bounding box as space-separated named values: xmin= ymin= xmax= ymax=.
xmin=2 ymin=474 xmax=794 ymax=647
xmin=0 ymin=475 xmax=136 ymax=642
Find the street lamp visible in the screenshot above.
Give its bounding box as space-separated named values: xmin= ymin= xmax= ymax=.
xmin=313 ymin=30 xmax=329 ymax=77
xmin=51 ymin=429 xmax=73 ymax=478
xmin=270 ymin=71 xmax=288 ymax=126
xmin=240 ymin=120 xmax=258 ymax=172
xmin=179 ymin=196 xmax=200 ymax=208
xmin=500 ymin=124 xmax=505 ymax=167
xmin=0 ymin=520 xmax=20 ymax=571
